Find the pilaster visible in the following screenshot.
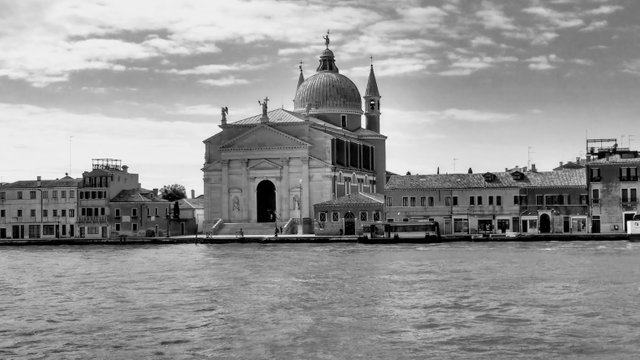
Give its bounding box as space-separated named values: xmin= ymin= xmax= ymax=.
xmin=221 ymin=160 xmax=229 ymax=220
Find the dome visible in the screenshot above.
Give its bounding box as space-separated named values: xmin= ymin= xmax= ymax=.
xmin=294 ymin=72 xmax=362 ymax=115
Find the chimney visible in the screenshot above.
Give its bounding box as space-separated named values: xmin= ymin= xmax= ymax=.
xmin=36 ymin=176 xmax=41 ymax=187
xmin=559 ymin=161 xmax=563 ymax=167
xmin=153 ymin=188 xmax=158 ymax=196
xmin=191 ymin=189 xmax=195 ymax=199
xmin=122 ymin=165 xmax=128 ymax=173
xmin=531 ymin=164 xmax=537 ymax=172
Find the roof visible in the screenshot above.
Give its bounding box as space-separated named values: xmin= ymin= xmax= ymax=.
xmin=110 ymin=188 xmax=167 ymax=202
xmin=314 ymin=192 xmax=384 ymax=208
xmin=1 ymin=178 xmax=81 ymax=189
xmin=587 ymin=155 xmax=640 ymax=165
xmin=386 ymin=169 xmax=585 ymax=190
xmin=365 ymin=64 xmax=380 ymax=98
xmin=178 ymin=198 xmax=204 ymax=209
xmin=230 ymin=108 xmax=307 ymax=125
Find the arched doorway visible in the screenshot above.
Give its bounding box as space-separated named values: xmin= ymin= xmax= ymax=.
xmin=539 ymin=213 xmax=551 ymax=233
xmin=344 ymin=211 xmax=355 ymax=235
xmin=257 ymin=180 xmax=276 ymax=222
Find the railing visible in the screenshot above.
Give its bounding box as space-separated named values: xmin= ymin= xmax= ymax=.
xmin=77 ymin=216 xmax=109 ymax=223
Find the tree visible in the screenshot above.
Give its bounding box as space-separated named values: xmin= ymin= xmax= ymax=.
xmin=173 ymin=201 xmax=180 ymax=219
xmin=160 ymin=184 xmax=187 ymax=202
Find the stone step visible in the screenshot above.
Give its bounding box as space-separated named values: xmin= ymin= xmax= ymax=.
xmin=215 ymin=222 xmax=280 ymax=236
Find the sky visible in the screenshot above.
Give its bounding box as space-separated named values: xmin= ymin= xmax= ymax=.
xmin=2 ymin=0 xmax=640 ymax=194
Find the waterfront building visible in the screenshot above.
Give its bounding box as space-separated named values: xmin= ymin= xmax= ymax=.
xmin=78 ymin=158 xmax=140 ymax=239
xmin=202 ymin=34 xmax=386 ymax=233
xmin=176 ymin=197 xmax=205 ymax=235
xmin=385 ymin=168 xmax=587 ymax=235
xmin=0 ymin=175 xmax=80 ymax=239
xmin=109 ymin=188 xmax=170 ymax=237
xmin=313 ymin=192 xmax=384 ymax=235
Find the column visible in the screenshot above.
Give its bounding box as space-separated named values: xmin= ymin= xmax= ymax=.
xmin=302 ymin=156 xmax=310 ymax=218
xmin=241 ymin=159 xmax=249 ymax=221
xmin=221 ymin=160 xmax=229 ymax=220
xmin=281 ymin=157 xmax=290 ymax=219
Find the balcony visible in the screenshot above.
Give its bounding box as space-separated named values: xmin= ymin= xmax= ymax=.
xmin=77 ymin=216 xmax=109 ymax=223
xmin=589 ymin=176 xmax=601 ymax=182
xmin=619 ymin=176 xmax=639 ymax=182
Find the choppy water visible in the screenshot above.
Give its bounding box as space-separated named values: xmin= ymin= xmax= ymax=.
xmin=1 ymin=241 xmax=640 ymax=359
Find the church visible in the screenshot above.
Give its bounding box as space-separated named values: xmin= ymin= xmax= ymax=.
xmin=202 ymin=34 xmax=386 ymax=234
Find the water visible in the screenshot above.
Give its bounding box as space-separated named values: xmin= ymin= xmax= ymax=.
xmin=1 ymin=241 xmax=639 ymax=359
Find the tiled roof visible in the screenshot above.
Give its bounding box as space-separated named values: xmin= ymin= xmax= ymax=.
xmin=111 ymin=189 xmax=167 ymax=202
xmin=179 ymin=198 xmax=204 ymax=209
xmin=314 ymin=192 xmax=384 ymax=207
xmin=1 ymin=178 xmax=81 ymax=188
xmin=230 ymin=109 xmax=306 ymax=125
xmin=386 ymin=169 xmax=585 ymax=190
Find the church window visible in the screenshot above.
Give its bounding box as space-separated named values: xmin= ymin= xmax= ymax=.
xmin=360 ymin=211 xmax=367 ymax=221
xmin=341 ymin=115 xmax=347 ymax=128
xmin=369 ymin=99 xmax=376 ymax=111
xmin=332 ymin=212 xmax=339 ymax=222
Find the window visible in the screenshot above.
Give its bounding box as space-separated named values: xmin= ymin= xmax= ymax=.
xmin=373 ymin=211 xmax=381 ymax=221
xmin=489 ymin=196 xmax=494 ymax=205
xmin=61 ymin=190 xmax=66 ymax=199
xmin=590 ymin=168 xmax=601 ymax=182
xmin=43 ymin=209 xmax=48 ymax=217
xmin=43 ymin=225 xmax=55 ymax=236
xmin=88 ymin=227 xmax=99 ymax=235
xmin=69 ymin=190 xmax=75 ymax=198
xmin=0 ymin=210 xmax=4 ymax=217
xmin=91 ymin=191 xmax=96 ymax=199
xmin=592 ymin=189 xmax=600 ymax=204
xmin=332 ymin=212 xmax=339 ymax=222
xmin=420 ymin=197 xmax=426 ymax=207
xmin=402 ymin=197 xmax=409 ymax=207
xmin=79 ymin=191 xmax=84 ymax=199
xmin=360 ymin=212 xmax=367 ymax=221
xmin=386 ymin=197 xmax=392 ymax=206
xmin=17 ymin=209 xmax=23 ymax=217
xmin=30 ymin=209 xmax=36 ymax=217
xmin=131 ymin=208 xmax=138 ymax=217
xmin=52 ymin=191 xmax=57 ymax=198
xmin=155 ymin=208 xmax=159 ymax=216
xmin=29 ymin=225 xmax=40 ymax=238
xmin=132 ymin=223 xmax=138 ymax=232
xmin=536 ymin=195 xmax=544 ymax=205
xmin=520 ymin=195 xmax=528 ymax=205
xmin=0 ymin=192 xmax=4 ymax=200
xmin=632 ymin=189 xmax=637 ymax=203
xmin=428 ymin=197 xmax=434 ymax=206
xmin=622 ymin=189 xmax=629 ymax=203
xmin=147 ymin=207 xmax=150 ymax=217
xmin=61 ymin=209 xmax=66 ymax=217
xmin=115 ymin=223 xmax=121 ymax=231
xmin=513 ymin=195 xmax=519 ymax=205
xmin=470 ymin=196 xmax=475 ymax=206
xmin=30 ymin=191 xmax=36 ymax=199
xmin=410 ymin=197 xmax=416 ymax=207
xmin=17 ymin=191 xmax=23 ymax=199
xmin=496 ymin=196 xmax=502 ymax=206
xmin=620 ymin=167 xmax=638 ymax=181
xmin=341 ymin=115 xmax=347 ymax=128
xmin=545 ymin=195 xmax=554 ymax=205
xmin=53 ymin=209 xmax=58 ymax=217
xmin=477 ymin=196 xmax=482 ymax=205
xmin=579 ymin=194 xmax=588 ymax=205
xmin=453 ymin=196 xmax=458 ymax=206
xmin=115 ymin=208 xmax=121 ymax=218
xmin=43 ymin=191 xmax=48 ymax=199
xmin=69 ymin=209 xmax=75 ymax=217
xmin=319 ymin=212 xmax=327 ymax=222
xmin=101 ymin=208 xmax=105 ymax=216
xmin=445 ymin=197 xmax=451 ymax=206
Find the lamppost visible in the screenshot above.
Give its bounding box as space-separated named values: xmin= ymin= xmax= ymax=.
xmin=298 ymin=178 xmax=303 ymax=235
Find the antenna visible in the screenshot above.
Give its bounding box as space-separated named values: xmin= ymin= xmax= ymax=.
xmin=527 ymin=146 xmax=534 ymax=169
xmin=629 ymin=134 xmax=635 ymax=149
xmin=69 ymin=136 xmax=73 ymax=176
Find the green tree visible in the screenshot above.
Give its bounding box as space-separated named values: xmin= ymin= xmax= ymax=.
xmin=160 ymin=184 xmax=187 ymax=202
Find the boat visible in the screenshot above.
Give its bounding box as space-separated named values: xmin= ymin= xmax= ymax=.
xmin=626 ymin=215 xmax=640 ymax=242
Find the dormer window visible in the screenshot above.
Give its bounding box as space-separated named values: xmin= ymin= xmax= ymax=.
xmin=341 ymin=114 xmax=347 ymax=128
xmin=511 ymin=171 xmax=524 ymax=180
xmin=483 ymin=172 xmax=496 ymax=182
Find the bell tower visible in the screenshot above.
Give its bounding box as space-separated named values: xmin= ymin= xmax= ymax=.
xmin=364 ymin=60 xmax=381 ymax=133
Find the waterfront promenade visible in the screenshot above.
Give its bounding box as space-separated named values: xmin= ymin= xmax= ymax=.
xmin=0 ymin=233 xmax=630 ymax=245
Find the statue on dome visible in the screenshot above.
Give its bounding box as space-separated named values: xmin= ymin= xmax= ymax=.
xmin=221 ymin=106 xmax=228 ymax=122
xmin=323 ymin=30 xmax=330 ymax=49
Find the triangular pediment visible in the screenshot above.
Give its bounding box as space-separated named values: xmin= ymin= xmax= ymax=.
xmin=249 ymin=159 xmax=282 ymax=170
xmin=220 ymin=124 xmax=310 ymax=150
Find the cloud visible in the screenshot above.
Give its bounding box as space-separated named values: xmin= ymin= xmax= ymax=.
xmin=622 ymin=59 xmax=640 ymax=76
xmin=527 ymin=55 xmax=558 ymax=70
xmin=439 ymin=52 xmax=518 ymax=76
xmin=584 ymin=5 xmax=623 ymax=16
xmin=198 ymin=76 xmax=250 ymax=87
xmin=426 ymin=108 xmax=517 ymax=123
xmin=581 ymin=20 xmax=608 ymax=32
xmin=476 ymin=2 xmax=517 ymax=30
xmin=522 ymin=6 xmax=585 ymax=28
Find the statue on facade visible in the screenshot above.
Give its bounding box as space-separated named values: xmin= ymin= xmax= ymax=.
xmin=258 ymin=97 xmax=269 ymax=118
xmin=232 ymin=196 xmax=240 ymax=212
xmin=293 ymin=195 xmax=300 ymax=210
xmin=221 ymin=106 xmax=228 ymax=124
xmin=323 ymin=30 xmax=330 ymax=49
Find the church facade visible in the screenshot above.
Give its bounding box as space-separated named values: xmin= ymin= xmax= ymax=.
xmin=202 ymin=35 xmax=386 ymax=232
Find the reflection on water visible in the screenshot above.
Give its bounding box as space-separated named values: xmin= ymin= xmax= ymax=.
xmin=1 ymin=241 xmax=640 ymax=359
